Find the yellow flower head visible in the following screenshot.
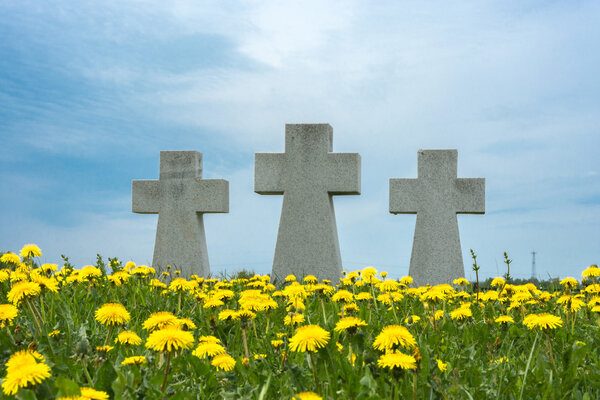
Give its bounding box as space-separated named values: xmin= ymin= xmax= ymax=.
xmin=450 ymin=306 xmax=472 ymax=321
xmin=1 ymin=252 xmax=21 ymax=265
xmin=142 ymin=311 xmax=178 ymax=331
xmin=303 ymin=275 xmax=318 ymax=284
xmin=271 ymin=339 xmax=284 ymax=348
xmin=116 ymin=331 xmax=142 ymax=346
xmin=332 ymin=289 xmax=354 ymax=303
xmin=211 ymin=353 xmax=236 ymax=371
xmin=490 ymin=277 xmax=505 ymax=287
xmin=582 ymin=265 xmax=600 ymax=278
xmin=2 ymin=350 xmax=51 ymax=396
xmin=169 ymin=278 xmax=192 ymax=292
xmin=289 ymin=325 xmax=330 ymax=353
xmin=48 ymin=330 xmax=60 ymax=338
xmin=560 ymin=277 xmax=578 ymax=288
xmin=494 ymin=315 xmax=514 ymax=325
xmin=0 ymin=304 xmax=18 ymax=327
xmin=453 ymin=278 xmax=469 ymax=286
xmin=7 ymin=281 xmax=42 ymax=305
xmin=334 ymin=317 xmax=367 ymax=334
xmin=293 ymin=392 xmax=323 ymax=400
xmin=192 ymin=342 xmax=226 ymax=359
xmin=377 ymin=351 xmax=417 ymax=371
xmin=79 ymin=387 xmax=110 ymax=399
xmin=436 ymin=359 xmax=448 ymax=371
xmin=284 ymin=313 xmax=305 ymax=326
xmin=145 ymin=327 xmax=194 ymax=352
xmin=198 ymin=335 xmax=222 ymax=344
xmin=399 ymin=276 xmax=413 ymax=286
xmin=95 ymin=303 xmax=131 ymax=326
xmin=19 ymin=244 xmax=42 ymax=259
xmin=373 ymin=325 xmax=416 ymax=351
xmin=523 ymin=313 xmax=563 ymax=331
xmin=121 ymin=356 xmax=147 ymax=366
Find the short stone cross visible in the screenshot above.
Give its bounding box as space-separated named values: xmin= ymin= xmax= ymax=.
xmin=255 ymin=124 xmax=361 ymax=283
xmin=390 ymin=150 xmax=485 ymax=286
xmin=132 ymin=151 xmax=229 ymax=277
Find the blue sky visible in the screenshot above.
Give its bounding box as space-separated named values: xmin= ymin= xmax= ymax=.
xmin=1 ymin=1 xmax=598 ymax=280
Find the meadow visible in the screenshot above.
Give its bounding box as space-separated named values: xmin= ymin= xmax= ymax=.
xmin=1 ymin=245 xmax=599 ymax=399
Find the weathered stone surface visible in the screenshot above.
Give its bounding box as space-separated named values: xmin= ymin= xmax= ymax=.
xmin=255 ymin=124 xmax=360 ymax=283
xmin=390 ymin=150 xmax=484 ymax=286
xmin=132 ymin=151 xmax=228 ymax=277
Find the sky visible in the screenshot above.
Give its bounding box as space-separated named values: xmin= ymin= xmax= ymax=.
xmin=1 ymin=0 xmax=599 ymax=281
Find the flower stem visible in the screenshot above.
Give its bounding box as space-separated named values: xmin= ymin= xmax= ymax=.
xmin=308 ymin=352 xmax=321 ymax=393
xmin=241 ymin=328 xmax=250 ymax=361
xmin=25 ymin=298 xmax=42 ymax=336
xmin=161 ymin=351 xmax=172 ymax=394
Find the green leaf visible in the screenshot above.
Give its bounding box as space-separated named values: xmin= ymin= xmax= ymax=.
xmin=55 ymin=375 xmax=81 ymax=397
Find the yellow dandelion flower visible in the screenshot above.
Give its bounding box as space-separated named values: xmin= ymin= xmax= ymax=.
xmin=334 ymin=317 xmax=367 ymax=334
xmin=293 ymin=392 xmax=323 ymax=400
xmin=94 ymin=303 xmax=131 ymax=326
xmin=377 ymin=351 xmax=417 ymax=371
xmin=404 ymin=315 xmax=421 ymax=324
xmin=19 ymin=244 xmax=42 ymax=258
xmin=284 ymin=313 xmax=305 ymax=326
xmin=1 ymin=350 xmax=51 ymax=396
xmin=582 ymin=265 xmax=600 ymax=278
xmin=40 ymin=263 xmax=58 ymax=273
xmin=48 ymin=330 xmax=60 ymax=338
xmin=175 ymin=318 xmax=197 ymax=330
xmin=373 ymin=325 xmax=416 ymax=351
xmin=142 ymin=311 xmax=178 ymax=331
xmin=285 ymin=274 xmax=297 ymax=282
xmin=145 ymin=327 xmax=194 ymax=352
xmin=523 ymin=313 xmax=562 ymax=331
xmin=169 ymin=278 xmax=191 ymax=292
xmin=495 ymin=315 xmax=514 ymax=324
xmin=121 ymin=356 xmax=147 ymax=366
xmin=453 ymin=278 xmax=469 ymax=286
xmin=355 ymin=292 xmax=373 ymax=301
xmin=289 ymin=325 xmax=330 ymax=353
xmin=192 ymin=342 xmax=226 ymax=359
xmin=560 ymin=277 xmax=578 ymax=288
xmin=211 ymin=353 xmax=236 ymax=371
xmin=96 ymin=345 xmax=114 ymax=353
xmin=450 ymin=306 xmax=472 ymax=321
xmin=332 ymin=290 xmax=354 ymax=303
xmin=79 ymin=387 xmax=110 ymax=399
xmin=378 ymin=280 xmax=400 ymax=292
xmin=271 ymin=339 xmax=284 ymax=348
xmin=203 ymin=297 xmax=225 ymax=309
xmin=399 ymin=276 xmax=413 ymax=286
xmin=303 ymin=275 xmax=318 ymax=284
xmin=436 ymin=359 xmax=448 ymax=371
xmin=198 ymin=335 xmax=222 ymax=344
xmin=490 ymin=277 xmax=505 ymax=287
xmin=235 ymin=309 xmax=256 ymax=321
xmin=1 ymin=252 xmax=21 ymax=265
xmin=7 ymin=281 xmax=41 ymax=305
xmin=115 ymin=331 xmax=141 ymax=346
xmin=0 ymin=304 xmax=18 ymax=328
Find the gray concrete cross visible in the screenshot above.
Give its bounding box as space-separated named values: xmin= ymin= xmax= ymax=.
xmin=132 ymin=151 xmax=228 ymax=277
xmin=390 ymin=150 xmax=485 ymax=286
xmin=255 ymin=124 xmax=361 ymax=283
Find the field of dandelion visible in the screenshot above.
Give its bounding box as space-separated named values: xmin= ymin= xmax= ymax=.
xmin=1 ymin=245 xmax=599 ymax=399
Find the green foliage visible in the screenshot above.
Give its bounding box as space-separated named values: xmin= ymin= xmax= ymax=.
xmin=1 ymin=258 xmax=599 ymax=399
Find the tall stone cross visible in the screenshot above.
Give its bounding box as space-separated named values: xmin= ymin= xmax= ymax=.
xmin=390 ymin=150 xmax=485 ymax=286
xmin=255 ymin=124 xmax=361 ymax=283
xmin=132 ymin=151 xmax=229 ymax=277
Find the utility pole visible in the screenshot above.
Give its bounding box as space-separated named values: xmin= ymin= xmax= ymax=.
xmin=531 ymin=251 xmax=537 ymax=280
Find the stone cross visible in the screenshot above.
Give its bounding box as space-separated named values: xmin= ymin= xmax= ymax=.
xmin=255 ymin=124 xmax=361 ymax=283
xmin=390 ymin=150 xmax=484 ymax=286
xmin=132 ymin=151 xmax=228 ymax=277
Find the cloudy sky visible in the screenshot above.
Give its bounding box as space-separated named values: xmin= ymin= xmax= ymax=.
xmin=1 ymin=1 xmax=598 ymax=280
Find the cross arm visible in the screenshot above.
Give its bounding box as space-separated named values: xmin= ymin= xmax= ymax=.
xmin=255 ymin=153 xmax=285 ymax=195
xmin=132 ymin=180 xmax=161 ymax=214
xmin=189 ymin=179 xmax=229 ymax=213
xmin=455 ymin=178 xmax=485 ymax=214
xmin=324 ymin=153 xmax=361 ymax=195
xmin=389 ymin=178 xmax=421 ymax=214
